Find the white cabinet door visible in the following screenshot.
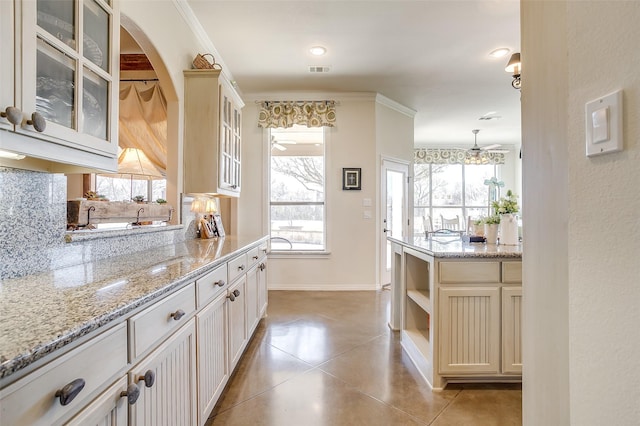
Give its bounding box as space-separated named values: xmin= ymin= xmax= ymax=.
xmin=439 ymin=286 xmax=500 ymax=375
xmin=218 ymin=80 xmax=242 ymax=194
xmin=66 ymin=376 xmax=128 ymax=426
xmin=257 ymin=258 xmax=268 ymax=318
xmin=0 ymin=0 xmax=119 ymax=171
xmin=129 ymin=319 xmax=197 ymax=426
xmin=246 ymin=264 xmax=260 ymax=334
xmin=183 ymin=70 xmax=243 ymax=196
xmin=0 ymin=0 xmax=15 ymax=132
xmin=196 ymin=293 xmax=228 ymax=426
xmin=227 ymin=277 xmax=247 ymax=371
xmin=502 ymin=286 xmax=523 ymax=374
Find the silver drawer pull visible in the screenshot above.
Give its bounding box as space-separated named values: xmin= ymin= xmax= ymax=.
xmin=55 ymin=378 xmax=85 ymax=406
xmin=214 ymin=279 xmax=225 ymax=287
xmin=238 ymin=265 xmax=245 ymax=271
xmin=252 ymin=255 xmax=259 ymax=260
xmin=170 ymin=309 xmax=185 ymax=321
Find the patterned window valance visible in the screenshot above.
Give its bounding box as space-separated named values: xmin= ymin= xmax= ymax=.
xmin=257 ymin=100 xmax=337 ymax=128
xmin=414 ymin=148 xmax=505 ymax=165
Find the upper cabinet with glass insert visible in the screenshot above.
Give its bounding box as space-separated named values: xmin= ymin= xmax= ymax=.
xmin=183 ymin=69 xmax=244 ymax=197
xmin=0 ymin=0 xmax=119 ymax=172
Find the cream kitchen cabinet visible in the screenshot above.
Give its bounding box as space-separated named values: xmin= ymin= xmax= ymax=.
xmin=0 ymin=322 xmax=128 ymax=426
xmin=65 ymin=376 xmax=129 ymax=426
xmin=437 ymin=260 xmax=523 ymax=381
xmin=0 ymin=0 xmax=119 ymax=171
xmin=0 ymin=238 xmax=268 ymax=426
xmin=183 ymin=69 xmax=244 ymax=196
xmin=227 ymin=275 xmax=248 ymax=371
xmin=390 ymin=236 xmax=522 ymax=390
xmin=195 ymin=264 xmax=229 ymax=425
xmin=128 ymin=319 xmax=197 ymax=426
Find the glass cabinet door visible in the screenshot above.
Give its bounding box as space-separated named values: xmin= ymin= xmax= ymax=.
xmin=18 ymin=0 xmax=118 ymax=158
xmin=0 ymin=0 xmax=15 ymax=131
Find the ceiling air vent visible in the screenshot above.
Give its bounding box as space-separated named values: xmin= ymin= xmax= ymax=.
xmin=308 ymin=66 xmax=331 ymax=73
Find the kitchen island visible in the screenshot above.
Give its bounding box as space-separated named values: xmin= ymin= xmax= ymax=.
xmin=387 ymin=235 xmax=522 ymax=390
xmin=0 ymin=234 xmax=268 ymax=425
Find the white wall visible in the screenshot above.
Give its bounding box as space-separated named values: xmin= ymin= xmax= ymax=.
xmin=522 ymin=1 xmax=640 ymax=425
xmin=239 ymin=94 xmax=414 ymax=290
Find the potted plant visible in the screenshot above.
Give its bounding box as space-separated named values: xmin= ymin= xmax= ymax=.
xmin=155 ymin=198 xmax=167 ymax=204
xmin=132 ymin=195 xmax=146 ymax=203
xmin=492 ymin=189 xmax=520 ymax=245
xmin=483 ymin=215 xmax=500 ymax=244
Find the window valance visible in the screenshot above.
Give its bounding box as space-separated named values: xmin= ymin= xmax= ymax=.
xmin=414 ymin=148 xmax=505 ymax=165
xmin=257 ymin=100 xmax=336 ymax=128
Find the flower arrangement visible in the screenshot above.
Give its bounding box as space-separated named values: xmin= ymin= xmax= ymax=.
xmin=492 ymin=189 xmax=519 ymax=215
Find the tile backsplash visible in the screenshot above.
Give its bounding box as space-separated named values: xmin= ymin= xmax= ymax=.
xmin=0 ymin=167 xmax=197 ymax=280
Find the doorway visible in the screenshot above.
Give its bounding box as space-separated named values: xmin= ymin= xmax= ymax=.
xmin=380 ymin=158 xmax=409 ymax=287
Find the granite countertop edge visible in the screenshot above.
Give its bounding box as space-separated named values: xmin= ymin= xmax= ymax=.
xmin=387 ymin=235 xmax=523 ymax=258
xmin=0 ymin=235 xmax=268 ymax=382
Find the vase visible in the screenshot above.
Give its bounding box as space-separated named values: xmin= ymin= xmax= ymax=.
xmin=499 ymin=213 xmax=519 ymax=245
xmin=484 ymin=223 xmax=499 ymax=245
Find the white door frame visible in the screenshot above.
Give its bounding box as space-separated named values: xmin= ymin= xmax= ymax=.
xmin=379 ymin=157 xmax=410 ymax=288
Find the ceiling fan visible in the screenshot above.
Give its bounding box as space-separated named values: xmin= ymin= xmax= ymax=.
xmin=271 ymin=136 xmax=297 ymax=151
xmin=464 ymin=129 xmax=509 ymax=157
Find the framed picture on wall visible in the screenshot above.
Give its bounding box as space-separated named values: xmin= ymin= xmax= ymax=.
xmin=342 ymin=168 xmax=361 ymax=190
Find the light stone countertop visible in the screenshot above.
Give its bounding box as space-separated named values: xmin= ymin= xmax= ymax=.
xmin=388 ymin=235 xmax=522 ymax=258
xmin=0 ymin=235 xmax=267 ymax=382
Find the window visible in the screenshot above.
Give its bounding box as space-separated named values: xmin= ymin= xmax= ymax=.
xmin=414 ymin=163 xmax=499 ymax=234
xmin=269 ymin=125 xmax=325 ymax=251
xmin=95 ymin=175 xmax=166 ymax=203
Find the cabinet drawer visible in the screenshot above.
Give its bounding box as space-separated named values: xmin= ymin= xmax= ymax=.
xmin=502 ymin=262 xmax=522 ymax=283
xmin=0 ymin=323 xmax=127 ymax=426
xmin=247 ymin=246 xmax=262 ymax=268
xmin=196 ymin=264 xmax=228 ymax=308
xmin=228 ymin=253 xmax=248 ymax=283
xmin=129 ymin=284 xmax=196 ymax=360
xmin=439 ymin=261 xmax=500 ymax=283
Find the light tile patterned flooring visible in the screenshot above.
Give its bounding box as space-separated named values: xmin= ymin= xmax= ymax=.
xmin=206 ymin=290 xmax=521 ymax=425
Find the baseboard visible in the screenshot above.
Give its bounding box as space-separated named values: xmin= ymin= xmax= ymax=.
xmin=267 ymin=283 xmax=379 ymax=291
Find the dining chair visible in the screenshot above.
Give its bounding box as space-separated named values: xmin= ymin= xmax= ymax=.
xmin=440 ymin=215 xmax=460 ymax=230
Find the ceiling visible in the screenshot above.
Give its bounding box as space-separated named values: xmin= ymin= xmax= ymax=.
xmin=184 ymin=1 xmax=521 ymax=148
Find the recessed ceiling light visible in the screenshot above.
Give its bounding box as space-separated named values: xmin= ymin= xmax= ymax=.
xmin=309 ymin=46 xmax=327 ymax=56
xmin=489 ymin=48 xmax=511 ymax=58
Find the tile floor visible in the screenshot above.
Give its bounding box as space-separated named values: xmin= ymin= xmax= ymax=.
xmin=206 ymin=290 xmax=522 ymax=425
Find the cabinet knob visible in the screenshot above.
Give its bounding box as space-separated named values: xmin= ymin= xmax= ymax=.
xmin=1 ymin=106 xmax=22 ymax=125
xmin=26 ymin=111 xmax=46 ymax=132
xmin=233 ymin=289 xmax=240 ymax=297
xmin=231 ymin=184 xmax=238 ymax=189
xmin=259 ymin=263 xmax=266 ymax=271
xmin=215 ymin=279 xmax=225 ymax=287
xmin=252 ymin=255 xmax=259 ymax=260
xmin=227 ymin=293 xmax=236 ymax=302
xmin=120 ymin=383 xmax=140 ymax=405
xmin=237 ymin=265 xmax=245 ymax=271
xmin=170 ymin=309 xmax=185 ymax=321
xmin=55 ymin=378 xmax=85 ymax=406
xmin=138 ymin=369 xmax=156 ymax=388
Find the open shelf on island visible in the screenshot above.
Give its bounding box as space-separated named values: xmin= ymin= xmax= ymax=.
xmin=405 ymin=296 xmax=430 ymax=353
xmin=407 ymin=289 xmax=431 ymax=313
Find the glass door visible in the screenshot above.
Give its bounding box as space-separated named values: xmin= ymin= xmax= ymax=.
xmin=380 ymin=159 xmax=409 ymax=287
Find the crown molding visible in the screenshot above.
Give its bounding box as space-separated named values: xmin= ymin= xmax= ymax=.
xmin=172 ymin=0 xmax=236 ymax=85
xmin=375 ymin=93 xmax=416 ymax=118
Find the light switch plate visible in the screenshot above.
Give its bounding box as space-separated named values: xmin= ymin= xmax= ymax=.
xmin=586 ymin=89 xmax=623 ymax=157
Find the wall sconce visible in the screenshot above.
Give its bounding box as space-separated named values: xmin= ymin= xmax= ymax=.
xmin=505 ymin=53 xmax=521 ymax=90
